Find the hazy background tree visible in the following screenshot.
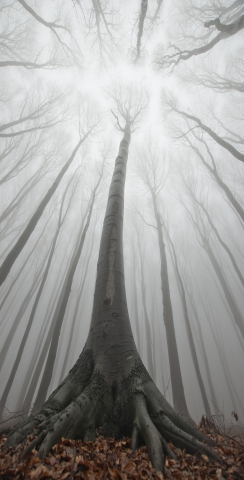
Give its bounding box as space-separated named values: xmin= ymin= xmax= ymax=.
xmin=0 ymin=0 xmax=243 ymax=445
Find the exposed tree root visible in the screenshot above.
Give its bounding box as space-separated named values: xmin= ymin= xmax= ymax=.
xmin=6 ymin=350 xmax=221 ymax=473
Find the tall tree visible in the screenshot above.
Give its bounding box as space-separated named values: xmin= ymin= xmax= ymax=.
xmin=5 ymin=87 xmax=219 ymax=472
xmin=135 ymin=228 xmax=155 ymax=380
xmin=0 ymin=110 xmax=99 ymax=287
xmin=32 ymin=161 xmax=104 ymax=411
xmin=134 ymin=142 xmax=190 ymax=418
xmin=134 ymin=0 xmax=148 ymax=63
xmin=185 ymin=202 xmax=244 ymax=340
xmin=165 ymin=228 xmax=212 ymax=418
xmin=0 ymin=170 xmax=80 ymax=419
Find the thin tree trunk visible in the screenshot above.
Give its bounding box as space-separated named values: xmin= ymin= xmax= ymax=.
xmin=185 ymin=289 xmax=220 ymax=416
xmin=0 ymin=257 xmax=48 ymax=373
xmin=0 ymin=170 xmax=42 ymax=224
xmin=33 ymin=170 xmax=103 ymax=410
xmin=21 ymin=225 xmax=84 ymax=411
xmin=150 ymin=190 xmax=190 ymax=418
xmin=0 ymin=131 xmax=90 ymax=286
xmin=166 ymin=231 xmax=212 ymax=418
xmin=135 ymin=0 xmax=148 ymax=63
xmin=137 ymin=245 xmax=154 ymax=379
xmin=204 ymin=238 xmax=244 ymax=338
xmin=21 ymin=255 xmax=75 ymax=411
xmin=200 ymin=299 xmax=244 ymax=417
xmin=194 ymin=197 xmax=244 ymax=288
xmin=189 ymin=138 xmax=244 ymax=222
xmin=188 ymin=209 xmax=244 ymax=339
xmin=207 ymin=267 xmax=244 ymax=354
xmin=15 ymin=300 xmax=52 ymax=413
xmin=179 ymin=109 xmax=244 ymax=163
xmin=132 ymin=245 xmax=141 ymax=352
xmin=0 ymin=182 xmax=73 ymax=417
xmin=150 ymin=292 xmax=157 ymax=382
xmin=58 ymin=228 xmax=95 ymax=383
xmin=0 ymin=215 xmax=53 ymax=311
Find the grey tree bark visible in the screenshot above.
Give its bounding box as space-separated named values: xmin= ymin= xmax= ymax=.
xmin=5 ymin=97 xmax=219 ymax=472
xmin=134 ymin=0 xmax=148 ymax=63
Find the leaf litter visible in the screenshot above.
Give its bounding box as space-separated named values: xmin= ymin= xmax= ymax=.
xmin=0 ymin=420 xmax=244 ymax=480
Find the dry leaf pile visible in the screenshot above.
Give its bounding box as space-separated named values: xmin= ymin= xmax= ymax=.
xmin=0 ymin=422 xmax=244 ymax=480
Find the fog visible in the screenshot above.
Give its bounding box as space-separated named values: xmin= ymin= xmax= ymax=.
xmin=0 ymin=0 xmax=244 ymax=429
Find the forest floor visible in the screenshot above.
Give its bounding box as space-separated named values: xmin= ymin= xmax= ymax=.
xmin=0 ymin=418 xmax=244 ymax=480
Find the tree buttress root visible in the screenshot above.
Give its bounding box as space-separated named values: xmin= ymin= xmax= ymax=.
xmin=5 ymin=350 xmax=221 ymax=473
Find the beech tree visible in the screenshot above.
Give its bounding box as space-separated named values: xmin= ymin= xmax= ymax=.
xmin=165 ymin=229 xmax=212 ymax=418
xmin=183 ymin=199 xmax=244 ymax=341
xmin=1 ymin=0 xmax=244 ymax=474
xmin=134 ymin=143 xmax=190 ymax=418
xmin=0 ymin=103 xmax=100 ymax=286
xmin=132 ymin=222 xmax=154 ymax=380
xmin=0 ymin=170 xmax=83 ymax=420
xmin=5 ymin=87 xmax=220 ymax=472
xmin=32 ymin=162 xmax=104 ymax=412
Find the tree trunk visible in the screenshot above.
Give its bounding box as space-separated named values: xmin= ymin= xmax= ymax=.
xmin=150 ymin=190 xmax=190 ymax=418
xmin=193 ymin=194 xmax=244 ymax=287
xmin=138 ymin=245 xmax=154 ymax=380
xmin=186 ymin=290 xmax=220 ymax=416
xmin=190 ymin=139 xmax=244 ymax=222
xmin=0 ymin=215 xmax=53 ymax=312
xmin=166 ymin=230 xmax=212 ymax=418
xmin=203 ymin=237 xmax=244 ymax=339
xmin=0 ymin=169 xmax=42 ymax=224
xmin=58 ymin=228 xmax=95 ymax=384
xmin=135 ymin=0 xmax=148 ymax=63
xmin=200 ymin=299 xmax=244 ymax=418
xmin=20 ymin=246 xmax=81 ymax=412
xmin=0 ymin=132 xmax=90 ymax=286
xmin=187 ymin=209 xmax=244 ymax=340
xmin=131 ymin=244 xmax=141 ymax=352
xmin=0 ymin=185 xmax=72 ymax=418
xmin=0 ymin=258 xmax=48 ymax=374
xmin=33 ymin=172 xmax=102 ymax=411
xmin=6 ymin=130 xmax=219 ymax=472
